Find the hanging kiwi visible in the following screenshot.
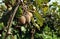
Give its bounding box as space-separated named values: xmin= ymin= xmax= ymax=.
xmin=18 ymin=16 xmax=26 ymax=24
xmin=27 ymin=11 xmax=33 ymax=17
xmin=25 ymin=14 xmax=31 ymax=23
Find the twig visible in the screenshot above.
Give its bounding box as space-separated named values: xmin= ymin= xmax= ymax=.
xmin=4 ymin=0 xmax=20 ymax=39
xmin=31 ymin=29 xmax=35 ymax=39
xmin=31 ymin=34 xmax=34 ymax=39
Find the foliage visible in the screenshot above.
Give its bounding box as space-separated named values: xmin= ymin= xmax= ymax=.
xmin=0 ymin=0 xmax=60 ymax=39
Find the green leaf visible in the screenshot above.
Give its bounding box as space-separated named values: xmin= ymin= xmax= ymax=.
xmin=14 ymin=35 xmax=17 ymax=39
xmin=10 ymin=35 xmax=17 ymax=39
xmin=31 ymin=18 xmax=40 ymax=30
xmin=12 ymin=21 xmax=17 ymax=25
xmin=35 ymin=33 xmax=43 ymax=39
xmin=34 ymin=0 xmax=42 ymax=8
xmin=42 ymin=6 xmax=48 ymax=15
xmin=6 ymin=35 xmax=11 ymax=39
xmin=1 ymin=5 xmax=7 ymax=11
xmin=10 ymin=0 xmax=16 ymax=6
xmin=34 ymin=0 xmax=50 ymax=8
xmin=4 ymin=0 xmax=9 ymax=3
xmin=33 ymin=11 xmax=43 ymax=26
xmin=44 ymin=25 xmax=50 ymax=31
xmin=16 ymin=6 xmax=23 ymax=18
xmin=17 ymin=34 xmax=21 ymax=39
xmin=52 ymin=2 xmax=58 ymax=6
xmin=21 ymin=26 xmax=26 ymax=33
xmin=2 ymin=32 xmax=5 ymax=39
xmin=33 ymin=23 xmax=40 ymax=30
xmin=0 ymin=22 xmax=4 ymax=30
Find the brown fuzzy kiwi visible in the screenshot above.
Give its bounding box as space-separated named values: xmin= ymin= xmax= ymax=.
xmin=25 ymin=14 xmax=31 ymax=23
xmin=19 ymin=16 xmax=26 ymax=24
xmin=27 ymin=11 xmax=33 ymax=17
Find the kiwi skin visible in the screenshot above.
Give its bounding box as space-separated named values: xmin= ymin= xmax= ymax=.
xmin=27 ymin=11 xmax=33 ymax=17
xmin=25 ymin=14 xmax=31 ymax=23
xmin=19 ymin=16 xmax=26 ymax=24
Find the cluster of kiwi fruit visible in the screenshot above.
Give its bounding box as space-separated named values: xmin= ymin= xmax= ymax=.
xmin=4 ymin=0 xmax=36 ymax=25
xmin=17 ymin=1 xmax=36 ymax=25
xmin=18 ymin=11 xmax=33 ymax=24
